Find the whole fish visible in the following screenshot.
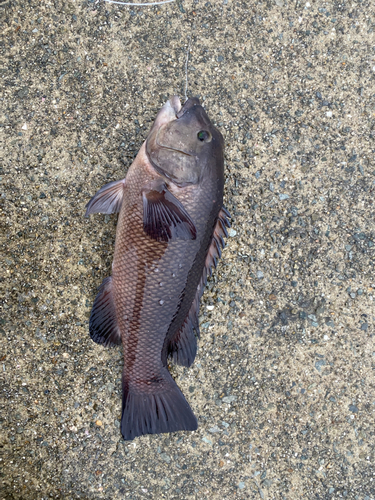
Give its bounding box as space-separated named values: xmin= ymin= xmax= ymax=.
xmin=85 ymin=96 xmax=230 ymax=440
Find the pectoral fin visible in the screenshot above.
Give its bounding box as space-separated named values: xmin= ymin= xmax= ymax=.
xmin=85 ymin=178 xmax=126 ymax=216
xmin=142 ymin=181 xmax=197 ymax=242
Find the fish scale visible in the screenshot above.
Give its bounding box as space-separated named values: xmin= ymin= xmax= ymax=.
xmin=85 ymin=96 xmax=230 ymax=440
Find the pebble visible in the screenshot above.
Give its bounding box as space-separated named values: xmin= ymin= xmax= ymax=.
xmin=222 ymin=395 xmax=237 ymax=403
xmin=202 ymin=437 xmax=212 ymax=445
xmin=349 ymin=405 xmax=359 ymax=414
xmin=95 ymin=420 xmax=103 ymax=426
xmin=315 ymin=359 xmax=326 ymax=372
xmin=159 ymin=453 xmax=171 ymax=464
xmin=279 ymin=193 xmax=289 ymax=200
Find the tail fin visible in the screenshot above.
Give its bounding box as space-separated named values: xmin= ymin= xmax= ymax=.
xmin=121 ymin=369 xmax=198 ymax=440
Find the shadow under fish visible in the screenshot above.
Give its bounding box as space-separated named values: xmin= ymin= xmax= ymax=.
xmin=85 ymin=96 xmax=230 ymax=440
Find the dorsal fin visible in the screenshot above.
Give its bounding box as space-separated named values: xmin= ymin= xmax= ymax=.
xmin=202 ymin=206 xmax=231 ymax=284
xmin=168 ymin=207 xmax=231 ymax=367
xmin=168 ymin=292 xmax=200 ymax=367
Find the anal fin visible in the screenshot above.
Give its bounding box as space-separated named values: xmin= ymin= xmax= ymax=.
xmin=89 ymin=276 xmax=121 ymax=347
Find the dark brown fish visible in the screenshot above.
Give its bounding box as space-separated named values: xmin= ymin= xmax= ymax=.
xmin=85 ymin=96 xmax=230 ymax=440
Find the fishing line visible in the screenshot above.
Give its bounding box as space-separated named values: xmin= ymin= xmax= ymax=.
xmin=184 ymin=36 xmax=191 ymax=103
xmin=103 ymin=0 xmax=175 ymax=5
xmin=102 ymin=0 xmax=189 ymax=103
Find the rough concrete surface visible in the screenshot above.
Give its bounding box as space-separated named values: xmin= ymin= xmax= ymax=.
xmin=1 ymin=0 xmax=375 ymax=498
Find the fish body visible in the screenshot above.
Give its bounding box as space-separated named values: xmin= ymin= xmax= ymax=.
xmin=86 ymin=96 xmax=230 ymax=440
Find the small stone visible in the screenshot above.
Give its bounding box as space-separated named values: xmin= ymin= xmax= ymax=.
xmin=202 ymin=437 xmax=212 ymax=445
xmin=228 ymin=228 xmax=237 ymax=237
xmin=238 ymin=482 xmax=245 ymax=489
xmin=17 ymin=87 xmax=29 ymax=98
xmin=106 ymin=382 xmax=115 ymax=393
xmin=360 ymin=323 xmax=368 ymax=331
xmin=349 ymin=404 xmax=358 ymax=413
xmin=95 ymin=420 xmax=103 ymax=426
xmin=275 ymin=0 xmax=284 ymax=5
xmin=222 ymin=395 xmax=237 ymax=403
xmin=279 ymin=193 xmax=289 ymax=200
xmin=315 ymin=359 xmax=326 ymax=372
xmin=257 ymin=271 xmax=264 ymax=279
xmin=160 ymin=452 xmax=171 ymax=463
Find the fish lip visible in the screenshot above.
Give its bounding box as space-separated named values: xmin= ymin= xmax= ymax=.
xmin=153 ymin=96 xmax=193 ymax=157
xmin=169 ymin=95 xmax=182 ymax=115
xmin=176 ymin=97 xmax=201 ymax=118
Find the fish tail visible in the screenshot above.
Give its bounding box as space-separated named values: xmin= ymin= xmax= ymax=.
xmin=121 ymin=369 xmax=197 ymax=440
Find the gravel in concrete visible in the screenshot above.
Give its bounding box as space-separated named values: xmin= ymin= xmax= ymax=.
xmin=1 ymin=0 xmax=375 ymax=498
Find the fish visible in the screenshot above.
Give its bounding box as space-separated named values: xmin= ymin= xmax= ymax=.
xmin=85 ymin=96 xmax=230 ymax=440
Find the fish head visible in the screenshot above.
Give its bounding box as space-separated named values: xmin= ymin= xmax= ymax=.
xmin=146 ymin=96 xmax=224 ymax=186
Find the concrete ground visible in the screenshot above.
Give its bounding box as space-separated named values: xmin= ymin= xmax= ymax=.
xmin=1 ymin=0 xmax=375 ymax=498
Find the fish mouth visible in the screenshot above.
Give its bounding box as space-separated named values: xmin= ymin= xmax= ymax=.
xmin=154 ymin=96 xmax=182 ymax=127
xmin=152 ymin=96 xmax=194 ymax=157
xmin=146 ymin=96 xmax=205 ymax=186
xmin=169 ymin=95 xmax=182 ymax=116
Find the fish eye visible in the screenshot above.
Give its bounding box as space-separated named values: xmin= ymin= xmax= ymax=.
xmin=197 ymin=130 xmax=211 ymax=142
